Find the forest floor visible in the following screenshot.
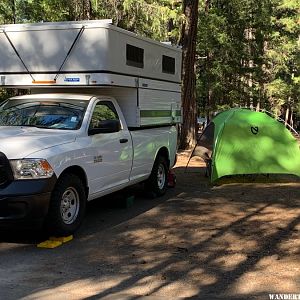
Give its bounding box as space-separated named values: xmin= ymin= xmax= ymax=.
xmin=0 ymin=151 xmax=300 ymax=300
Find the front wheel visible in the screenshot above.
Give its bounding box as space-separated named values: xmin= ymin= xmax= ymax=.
xmin=45 ymin=174 xmax=86 ymax=236
xmin=145 ymin=156 xmax=168 ymax=197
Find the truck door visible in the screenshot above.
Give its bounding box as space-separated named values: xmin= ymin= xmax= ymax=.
xmin=86 ymin=100 xmax=132 ymax=194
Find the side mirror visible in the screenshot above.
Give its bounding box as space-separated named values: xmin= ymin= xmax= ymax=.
xmin=88 ymin=119 xmax=121 ymax=135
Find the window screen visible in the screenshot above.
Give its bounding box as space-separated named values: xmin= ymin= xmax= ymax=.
xmin=162 ymin=55 xmax=175 ymax=74
xmin=126 ymin=44 xmax=144 ymax=68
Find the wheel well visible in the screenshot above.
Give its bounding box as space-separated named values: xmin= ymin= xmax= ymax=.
xmin=59 ymin=166 xmax=89 ymax=196
xmin=156 ymin=147 xmax=170 ymax=168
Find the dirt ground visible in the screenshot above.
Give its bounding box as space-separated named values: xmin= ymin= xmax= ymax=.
xmin=0 ymin=152 xmax=300 ymax=300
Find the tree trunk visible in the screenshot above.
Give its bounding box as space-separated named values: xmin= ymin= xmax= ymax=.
xmin=179 ymin=0 xmax=199 ymax=150
xmin=206 ymin=85 xmax=212 ymax=124
xmin=289 ymin=108 xmax=294 ymax=129
xmin=82 ymin=0 xmax=92 ymax=20
xmin=11 ymin=0 xmax=16 ymax=24
xmin=204 ymin=1 xmax=212 ymax=125
xmin=285 ymin=106 xmax=289 ymax=126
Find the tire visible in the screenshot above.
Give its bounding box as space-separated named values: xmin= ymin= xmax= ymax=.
xmin=145 ymin=156 xmax=169 ymax=197
xmin=45 ymin=173 xmax=86 ymax=236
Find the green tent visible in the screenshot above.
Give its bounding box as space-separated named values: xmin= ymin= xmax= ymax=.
xmin=192 ymin=108 xmax=300 ymax=182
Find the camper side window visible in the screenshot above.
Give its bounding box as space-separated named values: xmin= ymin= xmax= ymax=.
xmin=162 ymin=55 xmax=175 ymax=74
xmin=89 ymin=101 xmax=119 ymax=130
xmin=126 ymin=44 xmax=144 ymax=68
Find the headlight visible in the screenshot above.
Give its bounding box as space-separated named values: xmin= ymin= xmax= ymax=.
xmin=10 ymin=159 xmax=54 ymax=180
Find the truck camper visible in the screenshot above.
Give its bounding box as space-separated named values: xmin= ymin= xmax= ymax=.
xmin=0 ymin=20 xmax=182 ymax=235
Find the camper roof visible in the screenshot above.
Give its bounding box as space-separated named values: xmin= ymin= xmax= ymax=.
xmin=0 ymin=20 xmax=182 ymax=87
xmin=0 ymin=20 xmax=181 ymax=52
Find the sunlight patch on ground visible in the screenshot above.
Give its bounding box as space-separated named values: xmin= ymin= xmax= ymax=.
xmin=22 ymin=277 xmax=128 ymax=300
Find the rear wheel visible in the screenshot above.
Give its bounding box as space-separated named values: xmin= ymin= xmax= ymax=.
xmin=145 ymin=156 xmax=168 ymax=197
xmin=45 ymin=173 xmax=86 ymax=236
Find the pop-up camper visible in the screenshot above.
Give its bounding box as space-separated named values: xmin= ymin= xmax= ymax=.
xmin=0 ymin=20 xmax=182 ymax=126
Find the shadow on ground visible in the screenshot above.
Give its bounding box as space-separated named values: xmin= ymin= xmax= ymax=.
xmin=0 ymin=184 xmax=167 ymax=244
xmin=0 ymin=160 xmax=299 ymax=300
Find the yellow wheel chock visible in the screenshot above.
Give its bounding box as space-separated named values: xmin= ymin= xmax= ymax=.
xmin=37 ymin=235 xmax=73 ymax=248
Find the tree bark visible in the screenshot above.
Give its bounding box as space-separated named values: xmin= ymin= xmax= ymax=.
xmin=179 ymin=0 xmax=199 ymax=149
xmin=11 ymin=0 xmax=16 ymax=24
xmin=82 ymin=0 xmax=92 ymax=20
xmin=285 ymin=105 xmax=289 ymax=126
xmin=289 ymin=107 xmax=294 ymax=128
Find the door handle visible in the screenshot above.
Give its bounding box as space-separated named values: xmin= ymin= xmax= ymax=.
xmin=119 ymin=138 xmax=128 ymax=143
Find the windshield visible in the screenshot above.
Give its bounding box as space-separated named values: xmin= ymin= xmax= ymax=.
xmin=0 ymin=98 xmax=89 ymax=130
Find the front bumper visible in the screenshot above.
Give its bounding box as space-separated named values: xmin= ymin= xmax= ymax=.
xmin=0 ymin=176 xmax=56 ymax=221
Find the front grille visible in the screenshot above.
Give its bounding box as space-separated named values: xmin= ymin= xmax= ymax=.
xmin=0 ymin=152 xmax=14 ymax=188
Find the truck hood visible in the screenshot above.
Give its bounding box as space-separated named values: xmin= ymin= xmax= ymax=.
xmin=0 ymin=126 xmax=76 ymax=159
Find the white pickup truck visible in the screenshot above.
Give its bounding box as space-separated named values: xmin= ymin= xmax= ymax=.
xmin=0 ymin=20 xmax=182 ymax=235
xmin=0 ymin=93 xmax=177 ymax=235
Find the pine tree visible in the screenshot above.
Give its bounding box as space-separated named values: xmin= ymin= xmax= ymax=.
xmin=179 ymin=0 xmax=199 ymax=149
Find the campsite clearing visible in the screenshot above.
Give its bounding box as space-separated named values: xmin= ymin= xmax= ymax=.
xmin=0 ymin=151 xmax=299 ymax=299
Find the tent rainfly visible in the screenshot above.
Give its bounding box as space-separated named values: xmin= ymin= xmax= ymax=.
xmin=191 ymin=108 xmax=300 ymax=182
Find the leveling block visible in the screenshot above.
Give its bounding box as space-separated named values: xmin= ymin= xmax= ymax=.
xmin=111 ymin=194 xmax=134 ymax=209
xmin=37 ymin=235 xmax=73 ymax=249
xmin=124 ymin=195 xmax=134 ymax=208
